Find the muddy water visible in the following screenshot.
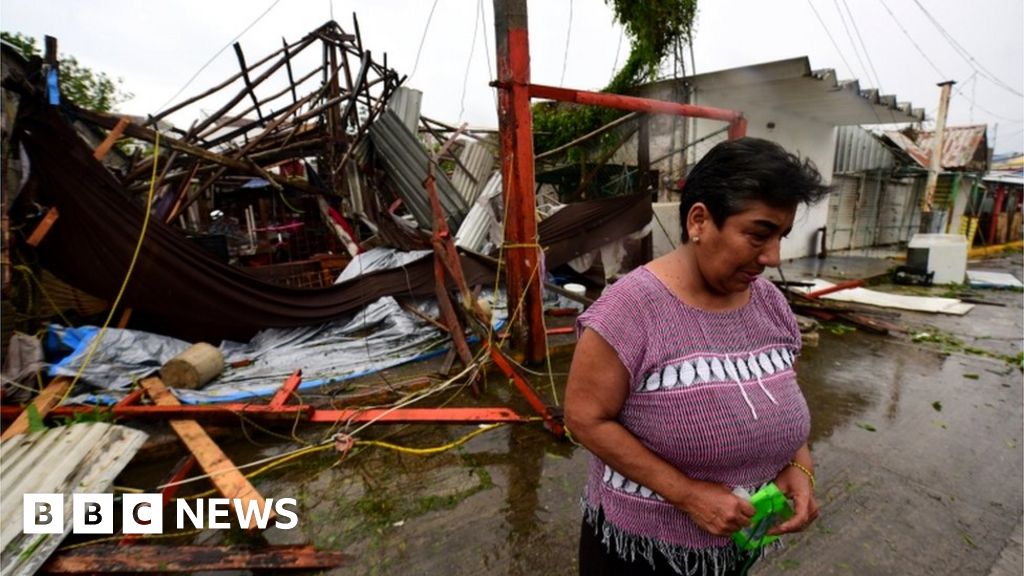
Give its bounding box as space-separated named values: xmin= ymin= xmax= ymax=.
xmin=169 ymin=340 xmax=924 ymax=576
xmin=141 ymin=258 xmax=1021 ymax=576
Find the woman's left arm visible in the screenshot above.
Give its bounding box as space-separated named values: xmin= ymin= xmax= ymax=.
xmin=768 ymin=443 xmax=819 ymax=535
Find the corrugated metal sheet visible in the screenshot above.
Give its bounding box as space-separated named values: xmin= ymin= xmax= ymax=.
xmin=455 ymin=172 xmax=502 ymax=251
xmin=834 ymin=126 xmax=895 ymax=174
xmin=883 ymin=125 xmax=988 ymax=171
xmin=346 ymin=140 xmax=369 ymax=216
xmin=1 ymin=422 xmax=148 ymax=576
xmin=451 ymin=141 xmax=495 ymax=204
xmin=642 ymin=57 xmax=925 ymax=126
xmin=387 ymin=86 xmax=423 ymax=135
xmin=369 ymin=109 xmax=468 ymax=231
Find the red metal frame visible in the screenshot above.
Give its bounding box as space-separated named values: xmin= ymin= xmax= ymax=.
xmin=493 ymin=0 xmax=746 ymax=364
xmin=527 ymin=83 xmax=747 ymax=139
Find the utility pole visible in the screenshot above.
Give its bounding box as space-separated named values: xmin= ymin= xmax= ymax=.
xmin=919 ymin=80 xmax=955 ymax=233
xmin=493 ymin=0 xmax=546 ymax=363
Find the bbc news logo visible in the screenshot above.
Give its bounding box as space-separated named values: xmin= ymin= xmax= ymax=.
xmin=23 ymin=494 xmax=299 ymax=534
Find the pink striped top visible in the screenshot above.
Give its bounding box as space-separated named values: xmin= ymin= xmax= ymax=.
xmin=576 ymin=266 xmax=810 ymax=557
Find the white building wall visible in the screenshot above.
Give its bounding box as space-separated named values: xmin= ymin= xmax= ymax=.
xmin=639 ymin=83 xmax=839 ymax=260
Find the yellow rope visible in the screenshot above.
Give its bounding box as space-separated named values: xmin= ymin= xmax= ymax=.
xmin=277 ymin=189 xmax=305 ymax=213
xmin=501 ymin=242 xmax=543 ymax=249
xmin=183 ymin=423 xmax=505 ymax=500
xmin=56 ymin=529 xmax=204 ymax=551
xmin=355 ymin=423 xmax=502 ymax=455
xmin=487 ymin=162 xmax=561 ymax=407
xmin=11 ymin=264 xmax=72 ymax=326
xmin=58 ymin=131 xmax=161 ymax=406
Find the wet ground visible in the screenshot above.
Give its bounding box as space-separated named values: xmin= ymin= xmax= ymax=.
xmin=127 ymin=254 xmax=1022 ymax=576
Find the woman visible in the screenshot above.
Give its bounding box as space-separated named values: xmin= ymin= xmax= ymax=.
xmin=564 ymin=137 xmax=829 ymax=576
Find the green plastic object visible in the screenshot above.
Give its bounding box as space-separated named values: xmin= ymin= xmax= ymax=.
xmin=731 ymin=482 xmax=794 ymax=551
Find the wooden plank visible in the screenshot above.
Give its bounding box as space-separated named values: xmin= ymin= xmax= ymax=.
xmin=139 ymin=377 xmax=271 ymax=530
xmin=1 ymin=377 xmax=70 ymax=441
xmin=92 ymin=116 xmax=130 ymax=161
xmin=115 ymin=307 xmax=132 ymax=329
xmin=25 ymin=207 xmax=59 ymax=247
xmin=40 ymin=544 xmax=349 ymax=573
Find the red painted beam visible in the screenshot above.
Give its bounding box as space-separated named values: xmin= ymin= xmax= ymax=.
xmin=805 ymin=279 xmax=864 ymax=299
xmin=495 ymin=0 xmax=546 ymax=364
xmin=485 ymin=343 xmax=564 ymax=436
xmin=308 ymin=407 xmax=529 ymax=424
xmin=269 ymin=370 xmax=302 ymax=407
xmin=0 ymin=404 xmax=313 ymax=421
xmin=528 ymin=83 xmax=743 ymax=124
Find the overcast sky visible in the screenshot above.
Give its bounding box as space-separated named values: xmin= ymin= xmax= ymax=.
xmin=2 ymin=0 xmax=1022 ymax=154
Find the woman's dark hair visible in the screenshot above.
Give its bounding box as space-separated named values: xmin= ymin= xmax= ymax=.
xmin=678 ymin=137 xmax=830 ymax=242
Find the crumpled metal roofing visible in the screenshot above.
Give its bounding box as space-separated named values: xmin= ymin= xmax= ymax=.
xmin=369 ymin=109 xmax=469 ymax=231
xmin=1 ymin=423 xmax=148 ymax=576
xmin=882 ymin=125 xmax=988 ymax=171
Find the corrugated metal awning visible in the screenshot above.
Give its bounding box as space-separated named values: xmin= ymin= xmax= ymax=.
xmin=641 ymin=57 xmax=925 ymax=126
xmin=883 ymin=125 xmax=989 ymax=171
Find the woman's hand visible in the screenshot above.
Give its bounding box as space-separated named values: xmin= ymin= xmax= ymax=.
xmin=768 ymin=463 xmax=819 ymax=535
xmin=672 ymin=480 xmax=756 ymax=537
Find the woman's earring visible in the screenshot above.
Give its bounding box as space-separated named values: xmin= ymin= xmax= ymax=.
xmin=693 ymin=236 xmax=701 ymax=244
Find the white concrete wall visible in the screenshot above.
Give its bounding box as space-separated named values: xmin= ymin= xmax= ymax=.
xmin=636 ymin=82 xmax=839 ymax=260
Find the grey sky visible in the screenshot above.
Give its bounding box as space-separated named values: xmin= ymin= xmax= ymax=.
xmin=2 ymin=0 xmax=1022 ymax=154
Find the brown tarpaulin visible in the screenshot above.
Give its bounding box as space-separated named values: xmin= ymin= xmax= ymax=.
xmin=16 ymin=100 xmax=651 ymax=342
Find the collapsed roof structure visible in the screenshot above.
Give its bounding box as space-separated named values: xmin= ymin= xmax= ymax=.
xmin=2 ymin=18 xmax=651 ymax=343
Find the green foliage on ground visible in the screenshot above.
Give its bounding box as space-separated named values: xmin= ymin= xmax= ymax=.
xmin=2 ymin=31 xmax=132 ymax=111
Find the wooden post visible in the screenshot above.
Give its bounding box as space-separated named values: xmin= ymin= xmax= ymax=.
xmin=494 ymin=0 xmax=546 ymax=363
xmin=160 ymin=343 xmax=225 ymax=390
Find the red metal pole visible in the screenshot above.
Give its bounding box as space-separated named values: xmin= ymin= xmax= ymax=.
xmin=494 ymin=0 xmax=546 ymax=364
xmin=528 ymin=84 xmax=744 ymax=125
xmin=988 ymin=184 xmax=1007 ymax=244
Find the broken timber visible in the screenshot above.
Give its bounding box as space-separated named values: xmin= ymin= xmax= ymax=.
xmin=0 ymin=377 xmax=70 ymax=441
xmin=139 ymin=377 xmax=272 ymax=530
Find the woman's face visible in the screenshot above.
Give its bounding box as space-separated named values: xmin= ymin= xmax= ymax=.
xmin=689 ymin=200 xmax=796 ymax=295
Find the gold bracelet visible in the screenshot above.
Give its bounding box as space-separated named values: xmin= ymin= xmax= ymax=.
xmin=789 ymin=461 xmax=816 ymax=488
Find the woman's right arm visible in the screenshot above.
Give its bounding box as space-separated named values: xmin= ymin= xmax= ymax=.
xmin=564 ymin=328 xmax=755 ymax=537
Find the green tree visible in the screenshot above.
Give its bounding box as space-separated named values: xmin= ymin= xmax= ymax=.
xmin=532 ymin=0 xmax=698 ymax=153
xmin=2 ymin=31 xmax=132 ymax=111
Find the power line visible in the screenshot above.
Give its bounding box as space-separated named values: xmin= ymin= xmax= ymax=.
xmin=611 ymin=27 xmax=624 ymax=76
xmin=831 ymin=0 xmax=873 ymax=85
xmin=805 ymin=0 xmax=857 ymax=80
xmin=560 ymin=0 xmax=574 ymax=86
xmin=409 ymin=0 xmax=441 ymax=81
xmin=877 ymin=0 xmax=946 ymax=80
xmin=840 ymin=0 xmax=883 ymax=89
xmin=478 ymin=0 xmax=493 ymax=82
xmin=458 ymin=0 xmax=481 ymax=121
xmin=155 ymin=0 xmax=282 ymax=115
xmin=478 ymin=0 xmax=497 ymax=111
xmin=911 ymin=0 xmax=1023 ymax=99
xmin=955 ymin=91 xmax=1023 ymax=123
